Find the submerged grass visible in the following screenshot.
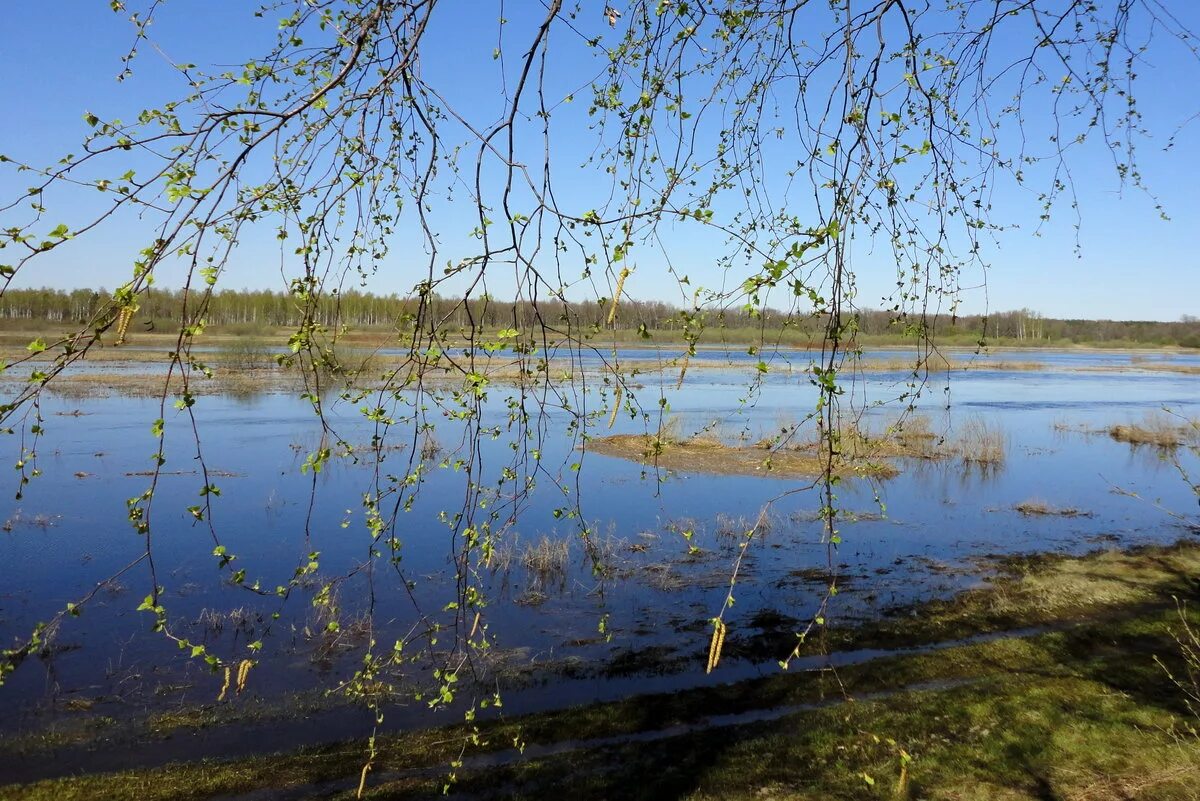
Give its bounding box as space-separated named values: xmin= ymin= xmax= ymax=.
xmin=6 ymin=540 xmax=1200 ymax=800
xmin=826 ymin=539 xmax=1200 ymax=653
xmin=721 ymin=538 xmax=1200 ymax=667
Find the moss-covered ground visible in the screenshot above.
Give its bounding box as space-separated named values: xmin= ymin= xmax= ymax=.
xmin=4 ymin=540 xmax=1199 ymax=800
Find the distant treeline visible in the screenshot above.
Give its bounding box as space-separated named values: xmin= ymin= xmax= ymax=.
xmin=0 ymin=287 xmax=1197 ymax=347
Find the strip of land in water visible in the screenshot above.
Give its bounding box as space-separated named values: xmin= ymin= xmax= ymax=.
xmin=584 ymin=416 xmax=1012 ymax=481
xmin=1 ymin=341 xmax=1198 ymax=401
xmin=2 ymin=320 xmax=1200 ymax=353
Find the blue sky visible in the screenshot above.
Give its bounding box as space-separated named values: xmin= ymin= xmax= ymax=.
xmin=1 ymin=1 xmax=1197 ymax=321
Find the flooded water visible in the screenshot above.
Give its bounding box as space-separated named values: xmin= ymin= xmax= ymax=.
xmin=1 ymin=346 xmax=1197 ymax=752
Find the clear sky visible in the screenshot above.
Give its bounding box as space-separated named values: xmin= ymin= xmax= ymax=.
xmin=1 ymin=1 xmax=1198 ymax=322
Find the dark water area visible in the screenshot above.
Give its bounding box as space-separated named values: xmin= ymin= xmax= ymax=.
xmin=0 ymin=347 xmax=1197 ymax=766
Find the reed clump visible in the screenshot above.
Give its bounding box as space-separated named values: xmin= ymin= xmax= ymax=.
xmin=1107 ymin=414 xmax=1198 ymax=449
xmin=822 ymin=414 xmax=945 ymax=461
xmin=418 ymin=429 xmax=443 ymax=461
xmin=217 ymin=338 xmax=276 ymax=370
xmin=643 ymin=562 xmax=688 ymax=592
xmin=955 ymin=418 xmax=1006 ymax=466
xmin=813 ymin=413 xmax=1005 ymax=470
xmin=195 ymin=607 xmax=257 ymax=637
xmin=715 ymin=513 xmax=770 ymax=542
xmin=521 ymin=535 xmax=571 ymax=585
xmin=581 ymin=525 xmax=626 ymax=578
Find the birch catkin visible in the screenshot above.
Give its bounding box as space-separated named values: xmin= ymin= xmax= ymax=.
xmin=217 ymin=660 xmax=252 ymax=701
xmin=356 ymin=762 xmax=372 ymax=799
xmin=607 ymin=384 xmax=624 ymax=429
xmin=706 ymin=619 xmax=727 ymax=674
xmin=217 ymin=666 xmax=232 ymax=702
xmin=606 ymin=267 xmax=631 ymax=325
xmin=115 ymin=306 xmax=135 ymax=345
xmin=235 ymin=658 xmax=253 ymax=694
xmin=675 ymin=353 xmax=690 ymax=390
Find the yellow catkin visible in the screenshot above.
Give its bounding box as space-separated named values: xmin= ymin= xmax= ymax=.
xmin=607 ymin=384 xmax=623 ymax=429
xmin=896 ymin=749 xmax=910 ymax=795
xmin=706 ymin=619 xmax=727 ymax=674
xmin=236 ymin=659 xmax=253 ymax=694
xmin=356 ymin=762 xmax=372 ymax=799
xmin=217 ymin=666 xmax=232 ymax=702
xmin=606 ymin=267 xmax=631 ymax=325
xmin=675 ymin=353 xmax=690 ymax=390
xmin=469 ymin=611 xmax=481 ymax=640
xmin=115 ymin=306 xmax=135 ymax=346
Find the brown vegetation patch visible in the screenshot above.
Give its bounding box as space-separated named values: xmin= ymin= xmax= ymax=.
xmin=1080 ymin=362 xmax=1200 ymax=375
xmin=1107 ymin=414 xmax=1199 ymax=448
xmin=820 ymin=414 xmax=945 ymax=461
xmin=589 ymin=414 xmax=1009 ymax=479
xmin=782 ymin=414 xmax=1004 ymax=468
xmin=849 ymin=354 xmax=1047 ymax=373
xmin=13 ymin=369 xmax=300 ymax=399
xmin=587 ymin=432 xmax=898 ymax=480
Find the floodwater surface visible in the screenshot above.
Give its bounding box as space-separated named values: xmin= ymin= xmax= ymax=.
xmin=0 ymin=346 xmax=1197 ymax=766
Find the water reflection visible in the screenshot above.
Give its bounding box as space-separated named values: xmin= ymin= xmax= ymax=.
xmin=0 ymin=348 xmax=1197 ymax=738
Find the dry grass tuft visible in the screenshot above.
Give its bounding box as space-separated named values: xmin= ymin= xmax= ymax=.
xmin=1156 ymin=601 xmax=1200 ymax=728
xmin=789 ymin=412 xmax=1003 ymax=470
xmin=823 ymin=414 xmax=945 ymax=461
xmin=1107 ymin=413 xmax=1198 ymax=449
xmin=419 ymin=430 xmax=443 ymax=461
xmin=642 ymin=562 xmax=688 ymax=592
xmin=1014 ymin=498 xmax=1088 ymax=517
xmin=521 ymin=535 xmax=571 ymax=585
xmin=195 ymin=607 xmax=257 ymax=637
xmin=956 ymin=418 xmax=1006 ymax=465
xmin=714 ymin=512 xmax=773 ymax=541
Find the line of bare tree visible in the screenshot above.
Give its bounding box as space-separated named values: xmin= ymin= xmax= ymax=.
xmin=0 ymin=288 xmax=1196 ymax=347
